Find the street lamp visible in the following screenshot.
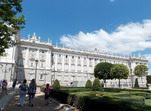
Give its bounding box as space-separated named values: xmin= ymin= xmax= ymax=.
xmin=35 ymin=59 xmax=38 ymax=82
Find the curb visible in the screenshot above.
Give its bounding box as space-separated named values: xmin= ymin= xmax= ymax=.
xmin=50 ymin=98 xmax=73 ymax=111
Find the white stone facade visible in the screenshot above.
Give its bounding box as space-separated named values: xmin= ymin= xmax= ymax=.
xmin=0 ymin=33 xmax=149 ymax=88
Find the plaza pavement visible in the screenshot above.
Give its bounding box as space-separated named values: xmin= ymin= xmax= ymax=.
xmin=0 ymin=88 xmax=78 ymax=111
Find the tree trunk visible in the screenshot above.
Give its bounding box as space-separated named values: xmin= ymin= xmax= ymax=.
xmin=103 ymin=79 xmax=106 ymax=87
xmin=141 ymin=77 xmax=143 ymax=87
xmin=119 ymin=79 xmax=121 ymax=88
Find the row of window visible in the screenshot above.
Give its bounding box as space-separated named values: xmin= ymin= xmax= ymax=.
xmin=27 ymin=73 xmax=89 ymax=81
xmin=57 ymin=54 xmax=100 ymax=61
xmin=20 ymin=47 xmax=47 ymax=54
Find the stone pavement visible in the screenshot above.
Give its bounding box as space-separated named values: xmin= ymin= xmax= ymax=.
xmin=3 ymin=92 xmax=64 ymax=111
xmin=0 ymin=88 xmax=16 ymax=111
xmin=0 ymin=87 xmax=78 ymax=111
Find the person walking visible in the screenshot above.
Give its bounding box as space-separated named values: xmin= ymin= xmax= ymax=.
xmin=2 ymin=80 xmax=8 ymax=95
xmin=0 ymin=80 xmax=2 ymax=87
xmin=19 ymin=79 xmax=28 ymax=106
xmin=44 ymin=84 xmax=51 ymax=105
xmin=28 ymin=79 xmax=37 ymax=107
xmin=12 ymin=79 xmax=17 ymax=90
xmin=0 ymin=80 xmax=2 ymax=93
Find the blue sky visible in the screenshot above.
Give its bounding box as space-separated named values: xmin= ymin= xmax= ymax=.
xmin=21 ymin=0 xmax=151 ymax=70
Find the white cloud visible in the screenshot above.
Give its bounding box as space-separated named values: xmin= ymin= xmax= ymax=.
xmin=110 ymin=0 xmax=115 ymax=2
xmin=60 ymin=20 xmax=151 ymax=54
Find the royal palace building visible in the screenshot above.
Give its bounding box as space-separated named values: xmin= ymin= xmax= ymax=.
xmin=0 ymin=33 xmax=149 ymax=88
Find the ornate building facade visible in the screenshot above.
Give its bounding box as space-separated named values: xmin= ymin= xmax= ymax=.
xmin=0 ymin=33 xmax=149 ymax=88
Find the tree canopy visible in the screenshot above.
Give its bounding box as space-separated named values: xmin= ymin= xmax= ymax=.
xmin=0 ymin=0 xmax=25 ymax=55
xmin=134 ymin=64 xmax=148 ymax=77
xmin=110 ymin=64 xmax=129 ymax=87
xmin=94 ymin=62 xmax=114 ymax=80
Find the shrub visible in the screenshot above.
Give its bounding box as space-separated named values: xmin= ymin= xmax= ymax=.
xmin=114 ymin=96 xmax=145 ymax=105
xmin=134 ymin=78 xmax=139 ymax=88
xmin=52 ymin=79 xmax=60 ymax=91
xmin=85 ymin=80 xmax=92 ymax=88
xmin=92 ymin=78 xmax=103 ymax=91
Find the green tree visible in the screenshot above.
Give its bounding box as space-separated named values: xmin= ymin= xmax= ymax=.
xmin=110 ymin=64 xmax=129 ymax=88
xmin=134 ymin=64 xmax=148 ymax=87
xmin=134 ymin=78 xmax=139 ymax=88
xmin=85 ymin=80 xmax=92 ymax=88
xmin=92 ymin=78 xmax=103 ymax=91
xmin=94 ymin=62 xmax=113 ymax=87
xmin=52 ymin=79 xmax=60 ymax=91
xmin=0 ymin=0 xmax=25 ymax=55
xmin=147 ymin=75 xmax=151 ymax=84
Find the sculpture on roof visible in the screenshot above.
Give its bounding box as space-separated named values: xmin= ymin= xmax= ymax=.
xmin=28 ymin=34 xmax=30 ymax=39
xmin=31 ymin=32 xmax=37 ymax=40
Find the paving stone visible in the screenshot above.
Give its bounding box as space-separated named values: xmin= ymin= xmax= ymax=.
xmin=3 ymin=93 xmax=63 ymax=111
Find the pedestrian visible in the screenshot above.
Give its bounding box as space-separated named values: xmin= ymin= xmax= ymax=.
xmin=2 ymin=80 xmax=8 ymax=95
xmin=44 ymin=84 xmax=51 ymax=105
xmin=12 ymin=79 xmax=17 ymax=90
xmin=28 ymin=79 xmax=37 ymax=107
xmin=0 ymin=80 xmax=2 ymax=87
xmin=0 ymin=80 xmax=2 ymax=93
xmin=19 ymin=79 xmax=28 ymax=106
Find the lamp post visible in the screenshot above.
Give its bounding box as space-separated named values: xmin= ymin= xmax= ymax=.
xmin=35 ymin=59 xmax=38 ymax=82
xmin=4 ymin=64 xmax=7 ymax=80
xmin=10 ymin=64 xmax=15 ymax=82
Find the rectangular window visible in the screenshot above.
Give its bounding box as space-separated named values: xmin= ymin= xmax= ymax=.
xmin=64 ymin=76 xmax=68 ymax=81
xmin=30 ymin=49 xmax=37 ymax=52
xmin=30 ymin=62 xmax=33 ymax=67
xmin=41 ymin=63 xmax=44 ymax=68
xmin=39 ymin=74 xmax=44 ymax=80
xmin=29 ymin=73 xmax=34 ymax=81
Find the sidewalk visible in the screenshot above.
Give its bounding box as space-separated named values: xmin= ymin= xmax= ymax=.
xmin=3 ymin=92 xmax=63 ymax=111
xmin=0 ymin=88 xmax=16 ymax=111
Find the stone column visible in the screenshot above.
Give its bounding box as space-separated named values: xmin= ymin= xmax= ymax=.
xmin=75 ymin=57 xmax=77 ymax=72
xmin=81 ymin=57 xmax=84 ymax=72
xmin=62 ymin=55 xmax=65 ymax=71
xmin=69 ymin=56 xmax=71 ymax=71
xmin=25 ymin=48 xmax=29 ymax=67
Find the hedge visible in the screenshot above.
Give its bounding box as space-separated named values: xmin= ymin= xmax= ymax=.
xmin=50 ymin=90 xmax=147 ymax=111
xmin=103 ymin=88 xmax=151 ymax=93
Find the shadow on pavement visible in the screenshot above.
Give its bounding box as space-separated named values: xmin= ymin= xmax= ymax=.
xmin=4 ymin=93 xmax=62 ymax=111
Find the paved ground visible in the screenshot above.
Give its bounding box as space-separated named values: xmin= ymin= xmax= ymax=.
xmin=3 ymin=92 xmax=63 ymax=111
